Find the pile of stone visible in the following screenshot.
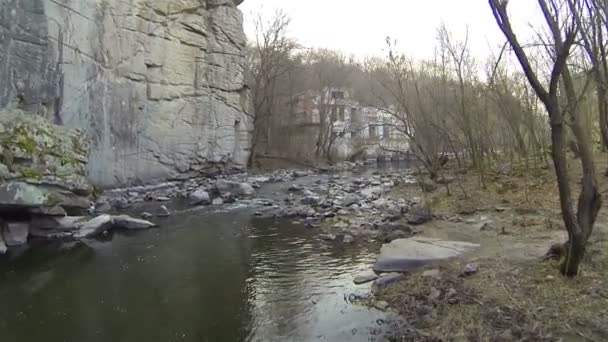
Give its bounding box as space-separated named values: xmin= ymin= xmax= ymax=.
xmin=98 ymin=168 xmax=316 ymax=211
xmin=0 ymin=111 xmax=155 ymax=254
xmin=257 ymin=172 xmax=431 ymax=242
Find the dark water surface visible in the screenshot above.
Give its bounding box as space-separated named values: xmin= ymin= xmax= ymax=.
xmin=0 ymin=170 xmax=408 ymax=342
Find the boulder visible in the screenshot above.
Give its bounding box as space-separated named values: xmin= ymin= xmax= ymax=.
xmin=0 ymin=181 xmax=90 ymax=214
xmin=374 ymin=237 xmax=480 ymax=273
xmin=2 ymin=222 xmax=29 ymax=246
xmin=238 ymin=183 xmax=255 ymax=196
xmin=383 ymin=230 xmax=411 ymax=243
xmin=29 ymin=216 xmax=87 ymax=239
xmin=342 ymin=194 xmax=360 ymax=207
xmin=28 ymin=205 xmax=68 ymax=216
xmin=190 ymin=189 xmax=211 ymax=205
xmin=31 ymin=216 xmax=87 ymax=231
xmin=406 ymin=205 xmax=432 ymax=225
xmin=74 ymin=215 xmax=114 ymax=238
xmin=215 ymin=180 xmax=255 ymax=197
xmin=113 ymin=215 xmax=156 ymax=230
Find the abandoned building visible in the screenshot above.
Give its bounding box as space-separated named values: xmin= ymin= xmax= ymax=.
xmin=279 ymin=87 xmax=410 ymax=162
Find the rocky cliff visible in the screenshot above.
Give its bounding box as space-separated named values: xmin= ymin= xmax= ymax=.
xmin=0 ymin=0 xmax=252 ymax=187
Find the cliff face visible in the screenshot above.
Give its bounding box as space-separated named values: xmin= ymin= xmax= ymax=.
xmin=0 ymin=0 xmax=252 ymax=187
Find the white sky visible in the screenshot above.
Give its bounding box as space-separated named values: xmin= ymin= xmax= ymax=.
xmin=240 ymin=0 xmax=541 ymax=61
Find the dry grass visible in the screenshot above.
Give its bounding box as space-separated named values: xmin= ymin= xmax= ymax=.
xmin=380 ymin=256 xmax=608 ymax=342
xmin=379 ymin=157 xmax=608 ymax=341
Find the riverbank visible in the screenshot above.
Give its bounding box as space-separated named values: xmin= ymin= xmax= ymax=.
xmin=370 ymin=159 xmax=608 ymax=341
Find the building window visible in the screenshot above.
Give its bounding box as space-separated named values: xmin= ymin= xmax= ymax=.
xmin=331 ymin=91 xmax=345 ymax=99
xmin=383 ymin=125 xmax=391 ymax=139
xmin=351 ymin=131 xmax=357 ymax=138
xmin=331 ymin=106 xmax=338 ymax=122
xmin=339 ymin=106 xmax=345 ymax=121
xmin=369 ymin=125 xmax=377 ymax=138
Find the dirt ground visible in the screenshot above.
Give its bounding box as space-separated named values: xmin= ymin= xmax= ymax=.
xmin=378 ymin=157 xmax=608 ymax=342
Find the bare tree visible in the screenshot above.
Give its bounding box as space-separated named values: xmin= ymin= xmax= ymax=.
xmin=247 ymin=11 xmax=298 ymax=167
xmin=490 ymin=0 xmax=602 ymax=276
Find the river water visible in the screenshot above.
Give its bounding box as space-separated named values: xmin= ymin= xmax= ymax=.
xmin=0 ymin=166 xmax=410 ymax=342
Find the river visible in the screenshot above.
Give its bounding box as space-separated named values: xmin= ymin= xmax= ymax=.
xmin=0 ymin=165 xmax=412 ymax=342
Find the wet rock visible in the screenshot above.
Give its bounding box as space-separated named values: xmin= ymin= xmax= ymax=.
xmin=372 ymin=273 xmax=404 ymax=292
xmin=354 ymin=271 xmax=378 ymax=285
xmin=406 ymin=205 xmax=432 ymax=225
xmin=189 ymin=189 xmax=211 ymax=205
xmin=141 ymin=212 xmax=154 ymax=219
xmin=0 ymin=233 xmax=6 ymax=254
xmin=212 ymin=197 xmax=224 ymax=205
xmin=2 ymin=222 xmax=29 ymax=246
xmin=155 ymin=196 xmax=171 ymax=202
xmin=74 ymin=215 xmax=114 ymax=238
xmin=113 ymin=215 xmax=156 ymax=230
xmin=158 ymin=205 xmax=171 ymax=217
xmin=374 ymin=237 xmax=480 ymax=273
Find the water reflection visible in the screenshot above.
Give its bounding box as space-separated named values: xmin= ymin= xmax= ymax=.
xmin=0 ymin=201 xmax=396 ymax=342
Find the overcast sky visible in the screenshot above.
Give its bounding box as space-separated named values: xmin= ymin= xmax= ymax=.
xmin=240 ymin=0 xmax=541 ymax=61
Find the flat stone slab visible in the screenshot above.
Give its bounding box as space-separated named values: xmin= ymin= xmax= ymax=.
xmin=374 ymin=237 xmax=480 ymax=273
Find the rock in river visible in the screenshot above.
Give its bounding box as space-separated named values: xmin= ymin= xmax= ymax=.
xmin=0 ymin=232 xmax=7 ymax=254
xmin=2 ymin=222 xmax=29 ymax=246
xmin=113 ymin=215 xmax=156 ymax=230
xmin=374 ymin=237 xmax=480 ymax=273
xmin=190 ymin=188 xmax=211 ymax=205
xmin=215 ymin=180 xmax=255 ymax=198
xmin=74 ymin=215 xmax=114 ymax=238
